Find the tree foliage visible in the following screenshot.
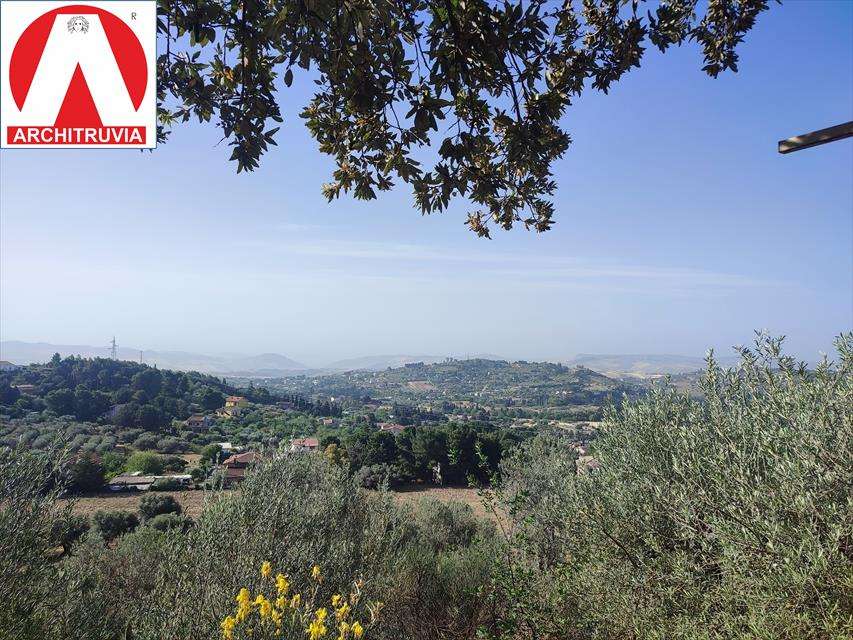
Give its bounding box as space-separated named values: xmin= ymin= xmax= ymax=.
xmin=156 ymin=0 xmax=773 ymax=235
xmin=489 ymin=333 xmax=853 ymax=638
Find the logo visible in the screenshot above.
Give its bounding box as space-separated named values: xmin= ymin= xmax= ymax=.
xmin=1 ymin=1 xmax=156 ymax=148
xmin=67 ymin=16 xmax=90 ymax=33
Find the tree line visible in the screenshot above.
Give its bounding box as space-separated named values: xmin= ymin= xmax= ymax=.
xmin=0 ymin=355 xmax=278 ymax=430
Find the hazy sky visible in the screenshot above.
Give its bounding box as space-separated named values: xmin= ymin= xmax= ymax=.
xmin=1 ymin=1 xmax=851 ymax=367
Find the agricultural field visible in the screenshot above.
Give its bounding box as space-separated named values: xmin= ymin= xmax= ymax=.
xmin=61 ymin=489 xmax=232 ymax=520
xmin=390 ymin=486 xmax=494 ymax=521
xmin=62 ymin=485 xmax=495 ymax=523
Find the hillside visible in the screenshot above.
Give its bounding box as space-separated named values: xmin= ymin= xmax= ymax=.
xmin=0 ymin=355 xmax=276 ymax=429
xmin=268 ymin=358 xmax=637 ymax=408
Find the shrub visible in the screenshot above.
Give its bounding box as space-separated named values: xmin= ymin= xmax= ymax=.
xmin=65 ymin=453 xmax=105 ymax=493
xmin=146 ymin=513 xmax=194 ymax=533
xmin=199 ymin=443 xmax=222 ymax=464
xmin=50 ymin=514 xmax=90 ymax=554
xmin=156 ymin=437 xmax=189 ymax=454
xmin=4 ymin=443 xmax=500 ymax=640
xmin=117 ymin=428 xmax=143 ymax=444
xmin=489 ymin=334 xmax=853 ymax=639
xmin=354 ymin=463 xmax=402 ymax=489
xmin=125 ymin=451 xmax=164 ymax=475
xmin=131 ymin=433 xmax=159 ymax=450
xmin=410 ymin=498 xmax=492 ymax=553
xmin=150 ymin=477 xmax=184 ymax=491
xmin=160 ymin=454 xmax=188 ymax=472
xmin=0 ymin=447 xmax=71 ymax=640
xmin=138 ymin=494 xmax=182 ymax=520
xmin=189 ymin=466 xmax=208 ymax=483
xmin=92 ymin=510 xmax=138 ymax=542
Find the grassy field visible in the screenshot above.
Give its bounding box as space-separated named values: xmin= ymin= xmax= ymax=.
xmin=62 ymin=486 xmax=496 ymax=522
xmin=61 ymin=489 xmax=229 ymax=519
xmin=390 ymin=486 xmax=500 ymax=522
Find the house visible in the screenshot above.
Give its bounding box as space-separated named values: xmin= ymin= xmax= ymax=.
xmin=108 ymin=472 xmax=156 ymax=492
xmin=216 ymin=441 xmax=238 ymax=456
xmin=289 ymin=437 xmax=320 ymax=453
xmin=108 ymin=472 xmax=194 ymax=492
xmin=225 ymin=396 xmax=249 ymax=408
xmin=378 ymin=423 xmax=406 ymax=435
xmin=221 ymin=451 xmax=262 ymax=486
xmin=12 ymin=384 xmax=37 ymax=395
xmin=185 ymin=414 xmax=214 ymax=430
xmin=319 ymin=417 xmax=335 ymax=426
xmin=216 ymin=405 xmax=242 ymax=419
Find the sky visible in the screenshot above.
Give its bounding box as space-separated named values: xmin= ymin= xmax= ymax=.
xmin=1 ymin=0 xmax=851 ymax=368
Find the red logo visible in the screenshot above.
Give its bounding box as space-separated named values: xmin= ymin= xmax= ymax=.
xmin=1 ymin=1 xmax=156 ymax=148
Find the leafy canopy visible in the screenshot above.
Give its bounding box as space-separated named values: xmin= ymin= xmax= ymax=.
xmin=156 ymin=0 xmax=774 ymax=236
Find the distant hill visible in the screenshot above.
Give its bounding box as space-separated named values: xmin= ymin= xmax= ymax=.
xmin=565 ymin=353 xmax=739 ymax=378
xmin=0 ymin=341 xmax=308 ymax=375
xmin=271 ymin=357 xmax=638 ymax=409
xmin=0 ymin=354 xmax=277 ymax=427
xmin=326 ymin=353 xmax=507 ymax=371
xmin=325 ymin=355 xmax=447 ymax=371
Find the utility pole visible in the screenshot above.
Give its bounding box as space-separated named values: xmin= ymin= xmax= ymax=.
xmin=110 ymin=336 xmax=117 ymax=360
xmin=778 ymin=121 xmax=853 ymax=154
xmin=139 ymin=350 xmax=144 ymax=364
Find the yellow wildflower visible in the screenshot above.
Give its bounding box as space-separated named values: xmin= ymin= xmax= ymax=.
xmin=255 ymin=595 xmax=273 ymax=619
xmin=236 ymin=588 xmax=252 ymax=622
xmin=311 ymin=565 xmax=323 ymax=582
xmin=351 ymin=621 xmax=364 ymax=638
xmin=221 ymin=615 xmax=236 ymax=640
xmin=331 ymin=594 xmax=343 ymax=608
xmin=290 ymin=593 xmax=302 ymax=609
xmin=271 ymin=608 xmax=283 ymax=626
xmin=337 ymin=621 xmax=350 ymax=640
xmin=275 ymin=596 xmax=288 ymax=610
xmin=307 ymin=608 xmax=329 ymax=639
xmin=335 ymin=602 xmax=350 ymax=621
xmin=275 ymin=573 xmax=290 ymax=595
xmin=261 ymin=561 xmax=272 ymax=578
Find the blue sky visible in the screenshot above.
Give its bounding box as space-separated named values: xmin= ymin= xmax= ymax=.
xmin=1 ymin=0 xmax=851 ymax=367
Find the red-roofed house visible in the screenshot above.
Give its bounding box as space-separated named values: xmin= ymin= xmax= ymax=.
xmin=289 ymin=437 xmax=320 ymax=453
xmin=221 ymin=451 xmax=262 ymax=486
xmin=378 ymin=423 xmax=406 ymax=435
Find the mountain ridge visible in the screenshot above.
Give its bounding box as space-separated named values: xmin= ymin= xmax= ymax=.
xmin=0 ymin=341 xmax=309 ymax=375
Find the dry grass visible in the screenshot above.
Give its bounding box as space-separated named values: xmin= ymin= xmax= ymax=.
xmin=63 ymin=485 xmax=500 ymax=524
xmin=391 ymin=485 xmax=496 ymax=521
xmin=61 ymin=489 xmax=232 ymax=519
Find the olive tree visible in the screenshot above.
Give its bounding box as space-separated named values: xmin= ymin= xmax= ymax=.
xmin=491 ymin=332 xmax=853 ymax=638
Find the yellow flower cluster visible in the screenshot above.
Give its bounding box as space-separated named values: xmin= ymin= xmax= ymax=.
xmin=220 ymin=563 xmax=372 ymax=640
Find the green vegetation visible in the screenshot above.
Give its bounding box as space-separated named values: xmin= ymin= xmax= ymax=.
xmin=92 ymin=510 xmax=139 ymax=542
xmin=327 ymin=422 xmax=531 ymax=487
xmin=271 ymin=358 xmax=634 ymax=410
xmin=487 ymin=334 xmax=853 ymax=638
xmin=126 ymin=451 xmax=166 ymax=475
xmin=0 ymin=355 xmax=273 ymax=428
xmin=139 ymin=494 xmax=183 ymax=521
xmin=2 ymin=335 xmax=849 ymax=639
